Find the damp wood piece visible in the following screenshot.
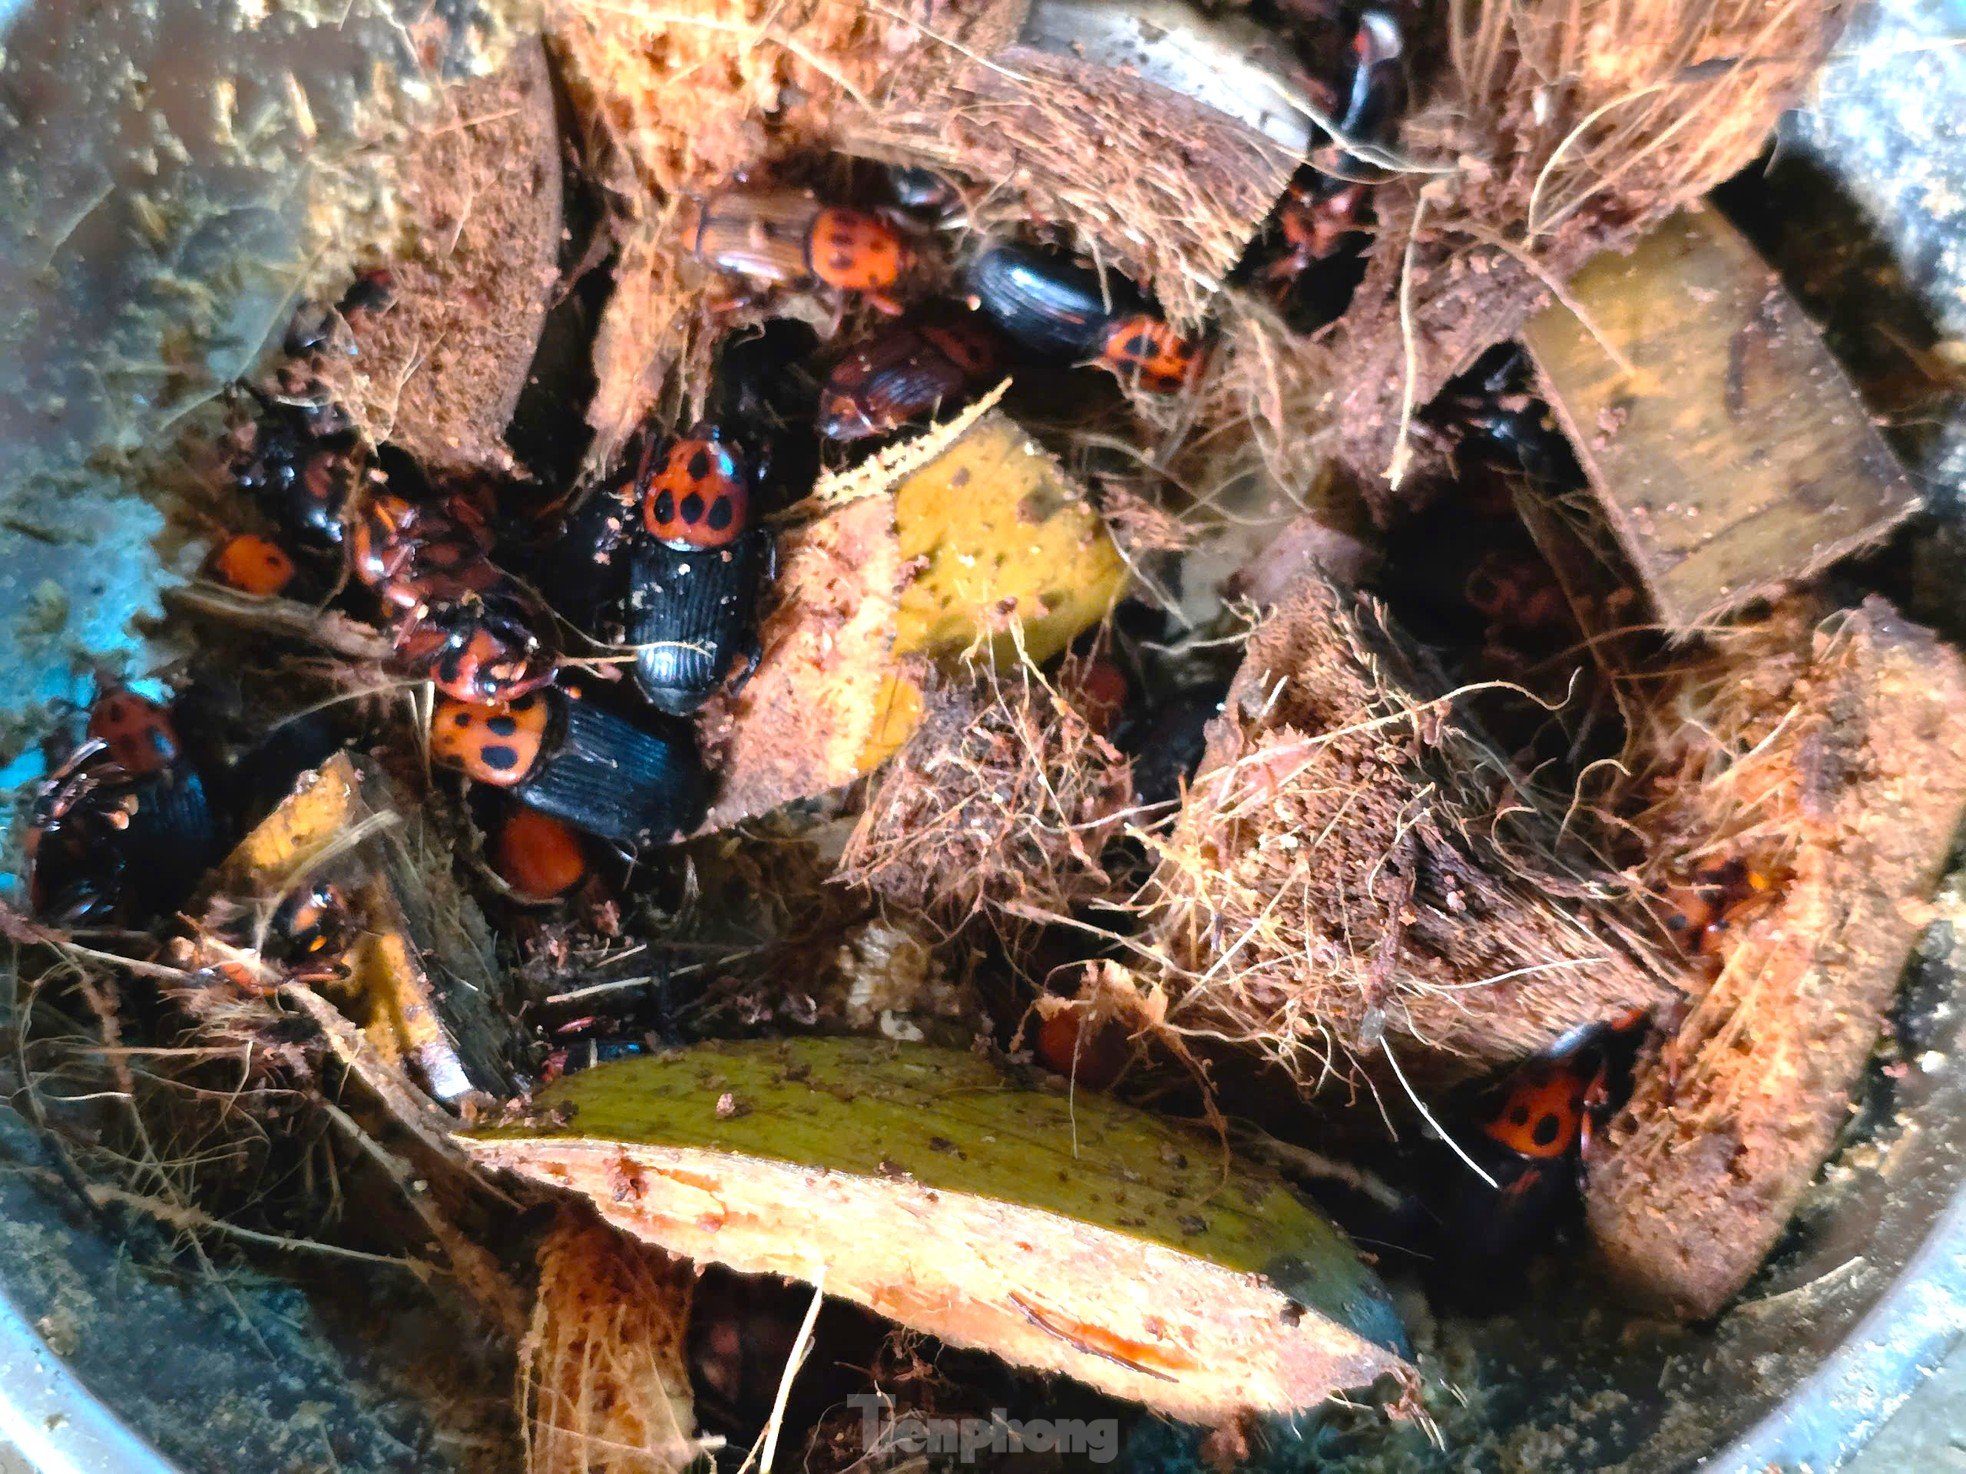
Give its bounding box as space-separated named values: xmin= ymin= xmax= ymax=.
xmin=696 ymin=405 xmax=1127 ymax=830
xmin=522 ymin=1212 xmax=709 ymax=1474
xmin=1586 ymin=597 xmax=1966 ymax=1320
xmin=1195 ymin=0 xmax=1848 ymax=517
xmin=204 ymin=752 xmax=528 ymax=1102
xmin=1147 ymin=577 xmax=1675 ymax=1086
xmin=1521 ymin=210 xmax=1919 ymax=633
xmin=464 ymin=1038 xmax=1414 ymax=1424
xmin=316 ymin=43 xmax=562 ymax=473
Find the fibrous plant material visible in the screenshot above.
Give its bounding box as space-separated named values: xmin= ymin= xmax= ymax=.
xmin=1521 ymin=210 xmax=1920 ymax=633
xmin=1586 ymin=597 xmax=1966 ymax=1320
xmin=836 ymin=24 xmax=1300 ymax=329
xmin=317 ymin=42 xmax=563 ymax=473
xmin=1147 ymin=577 xmax=1674 ymax=1087
xmin=193 ymin=753 xmax=528 ymax=1104
xmin=1203 ymin=0 xmax=1849 ymax=514
xmin=521 ymin=1212 xmax=710 ymax=1474
xmin=544 ymin=0 xmax=1023 ymax=452
xmin=836 ymin=665 xmax=1133 ymax=926
xmin=697 ymin=405 xmax=1126 ymax=830
xmin=465 ymin=1038 xmax=1416 ymax=1424
xmin=695 ymin=493 xmax=910 ymax=832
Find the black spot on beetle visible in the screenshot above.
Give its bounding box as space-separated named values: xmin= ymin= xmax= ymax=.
xmin=1510 ymin=1104 xmax=1530 ymax=1125
xmin=681 ymin=493 xmax=706 ymax=524
xmin=706 ymin=496 xmax=735 ymax=532
xmin=479 ymin=744 xmax=520 ymax=772
xmin=1121 ymin=332 xmax=1158 ymax=360
xmin=453 ymin=712 xmax=473 ymax=728
xmin=687 ymin=449 xmax=711 ymax=481
xmin=830 ymin=252 xmax=857 ymax=273
xmin=486 ymin=715 xmax=518 ymax=737
xmin=1532 ymin=1113 xmax=1563 ymax=1148
xmin=653 ymin=490 xmax=675 ymax=525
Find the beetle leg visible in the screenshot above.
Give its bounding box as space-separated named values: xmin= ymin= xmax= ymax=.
xmin=727 ymin=636 xmax=764 ymax=700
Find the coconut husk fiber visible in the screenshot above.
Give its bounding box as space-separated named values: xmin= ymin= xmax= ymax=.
xmin=316 ymin=42 xmax=562 ymax=474
xmin=1195 ymin=0 xmax=1850 ymax=522
xmin=1585 ymin=597 xmax=1966 ymax=1320
xmin=521 ymin=1212 xmax=710 ymax=1474
xmin=546 ymin=0 xmax=1308 ymax=457
xmin=1146 ymin=576 xmax=1676 ymax=1090
xmin=545 ymin=0 xmax=1022 ymax=458
xmin=833 ymin=44 xmax=1302 ymax=330
xmin=835 ymin=663 xmax=1134 ymax=927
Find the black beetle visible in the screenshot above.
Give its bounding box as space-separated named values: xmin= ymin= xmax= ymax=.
xmin=430 ymin=687 xmax=707 ymax=847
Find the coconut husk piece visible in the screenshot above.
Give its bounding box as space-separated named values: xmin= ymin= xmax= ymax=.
xmin=1585 ymin=597 xmax=1966 ymax=1320
xmin=465 ymin=1038 xmax=1416 ymax=1425
xmin=1197 ymin=0 xmax=1850 ymax=521
xmin=193 ymin=752 xmax=530 ymax=1104
xmin=521 ymin=1211 xmax=710 ymax=1474
xmin=834 ymin=38 xmax=1301 ymax=330
xmin=317 ymin=42 xmax=563 ymax=473
xmin=1146 ymin=576 xmax=1675 ymax=1088
xmin=695 ymin=401 xmax=1126 ymax=831
xmin=1521 ymin=209 xmax=1920 ymax=635
xmin=835 ymin=662 xmax=1134 ymax=927
xmin=545 ymin=0 xmax=1023 ymax=457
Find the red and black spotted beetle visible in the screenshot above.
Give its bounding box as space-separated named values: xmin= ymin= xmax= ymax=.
xmin=205 ymin=533 xmax=300 ymax=598
xmin=689 ymin=189 xmax=913 ymax=315
xmin=27 ymin=688 xmax=218 ymax=924
xmin=964 ymin=243 xmax=1203 ymax=393
xmin=429 ymin=688 xmax=706 ymax=847
xmin=622 ymin=425 xmax=775 ymax=716
xmin=1258 ymin=10 xmax=1407 ymax=318
xmin=817 ymin=308 xmax=1006 ymax=441
xmin=1431 ymin=1008 xmax=1649 ymax=1293
xmin=346 ymin=484 xmax=560 ymax=705
xmin=1663 ymin=857 xmax=1781 ymax=959
xmin=233 ymin=389 xmax=367 ymax=551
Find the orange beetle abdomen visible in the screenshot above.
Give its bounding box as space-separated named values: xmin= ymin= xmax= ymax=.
xmin=209 ymin=533 xmax=298 ymax=597
xmin=806 ymin=206 xmax=909 ymax=292
xmin=1481 ymin=1062 xmax=1588 ymax=1159
xmin=494 ymin=807 xmax=591 ymax=900
xmin=430 ymin=692 xmax=552 ymax=787
xmin=86 ymin=689 xmax=181 ymax=778
xmin=643 ymin=432 xmax=749 ymax=550
xmin=1098 ymin=314 xmax=1201 ymax=393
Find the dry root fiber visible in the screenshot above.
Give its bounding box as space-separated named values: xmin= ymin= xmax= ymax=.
xmin=319 ymin=43 xmax=563 ymax=473
xmin=1200 ymin=0 xmax=1848 ymax=516
xmin=1147 ymin=578 xmax=1674 ymax=1088
xmin=1586 ymin=598 xmax=1966 ymax=1320
xmin=836 ymin=664 xmax=1134 ymax=926
xmin=521 ymin=1212 xmax=709 ymax=1474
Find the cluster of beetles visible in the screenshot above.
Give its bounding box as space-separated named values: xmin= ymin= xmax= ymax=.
xmin=15 ymin=2 xmax=1765 ymax=1285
